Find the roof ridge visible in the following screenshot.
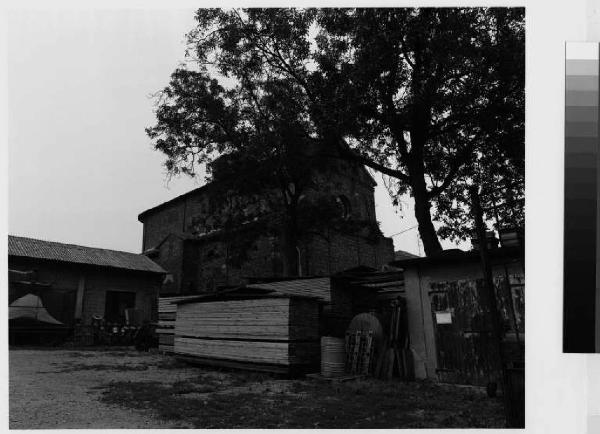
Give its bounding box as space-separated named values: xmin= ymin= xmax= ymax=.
xmin=8 ymin=235 xmax=144 ymax=256
xmin=8 ymin=235 xmax=165 ymax=274
xmin=138 ymin=183 xmax=212 ymax=221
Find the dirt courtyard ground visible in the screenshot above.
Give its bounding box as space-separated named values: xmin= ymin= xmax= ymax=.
xmin=9 ymin=347 xmax=506 ymax=429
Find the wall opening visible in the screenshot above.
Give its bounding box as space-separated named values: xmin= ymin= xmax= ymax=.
xmin=104 ymin=291 xmax=136 ymax=323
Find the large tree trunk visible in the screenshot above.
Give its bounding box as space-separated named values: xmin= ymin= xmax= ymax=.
xmin=412 ymin=176 xmax=443 ymax=256
xmin=408 ymin=110 xmax=443 ymax=256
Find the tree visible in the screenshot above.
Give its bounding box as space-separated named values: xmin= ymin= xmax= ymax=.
xmin=146 ymin=68 xmax=375 ymax=276
xmin=312 ymin=8 xmax=524 ymax=251
xmin=149 ymin=7 xmax=525 ymax=256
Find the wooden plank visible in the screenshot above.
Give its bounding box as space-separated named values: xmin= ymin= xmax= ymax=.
xmin=175 ymin=298 xmax=292 ymax=343
xmin=175 ymin=355 xmax=292 ymax=374
xmin=156 ymin=329 xmax=174 ymax=336
xmin=157 ymin=321 xmax=176 ymax=328
xmin=173 ymin=296 xmax=320 ymax=368
xmin=174 ymin=337 xmax=290 ymax=364
xmin=158 ymin=334 xmax=174 ymax=345
xmin=174 ymin=337 xmax=319 ymax=366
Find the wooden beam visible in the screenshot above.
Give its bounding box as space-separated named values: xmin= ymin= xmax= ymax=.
xmin=74 ymin=274 xmax=85 ymax=320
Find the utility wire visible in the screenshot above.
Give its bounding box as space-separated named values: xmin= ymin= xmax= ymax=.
xmin=389 ymin=225 xmax=419 ymax=237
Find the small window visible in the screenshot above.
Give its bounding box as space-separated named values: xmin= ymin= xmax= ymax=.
xmin=335 ymin=195 xmax=352 ymax=220
xmin=104 ymin=291 xmax=136 ymax=323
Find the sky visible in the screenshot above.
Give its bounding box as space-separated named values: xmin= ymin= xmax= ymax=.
xmin=7 ymin=8 xmax=463 ymax=256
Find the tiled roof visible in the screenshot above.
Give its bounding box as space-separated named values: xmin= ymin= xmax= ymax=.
xmin=246 ymin=277 xmax=331 ymax=302
xmin=8 ymin=235 xmax=165 ymax=274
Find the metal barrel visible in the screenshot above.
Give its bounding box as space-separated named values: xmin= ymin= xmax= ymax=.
xmin=320 ymin=336 xmax=346 ymax=377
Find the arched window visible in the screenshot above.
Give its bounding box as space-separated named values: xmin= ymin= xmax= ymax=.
xmin=335 ymin=195 xmax=352 ymax=220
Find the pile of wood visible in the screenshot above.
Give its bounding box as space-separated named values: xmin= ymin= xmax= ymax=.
xmin=173 ymin=295 xmax=320 ymax=374
xmin=375 ymin=298 xmax=412 ymax=380
xmin=157 ymin=296 xmax=197 ymax=353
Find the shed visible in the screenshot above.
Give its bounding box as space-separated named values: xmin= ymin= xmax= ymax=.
xmin=8 ymin=235 xmax=165 ymax=335
xmin=389 ymin=246 xmax=524 ymax=386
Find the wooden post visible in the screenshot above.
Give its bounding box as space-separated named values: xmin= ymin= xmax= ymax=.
xmin=469 ymin=186 xmax=511 ymax=427
xmin=74 ymin=274 xmax=85 ymax=320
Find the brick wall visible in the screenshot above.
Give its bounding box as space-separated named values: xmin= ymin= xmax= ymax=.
xmin=140 ymin=159 xmax=394 ymax=293
xmin=83 ymin=269 xmax=160 ymax=324
xmin=154 ymin=234 xmax=185 ymax=294
xmin=8 ymin=257 xmax=161 ymax=325
xmin=190 ymin=233 xmax=281 ymax=292
xmin=304 ymin=232 xmax=394 ymax=276
xmin=142 ymin=201 xmax=187 ymax=251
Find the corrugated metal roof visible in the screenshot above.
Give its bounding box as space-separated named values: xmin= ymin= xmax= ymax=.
xmin=8 ymin=235 xmax=165 ymax=274
xmin=246 ymin=277 xmax=331 ymax=302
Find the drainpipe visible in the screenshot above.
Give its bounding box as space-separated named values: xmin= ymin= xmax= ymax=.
xmin=296 ymin=246 xmax=302 ymax=277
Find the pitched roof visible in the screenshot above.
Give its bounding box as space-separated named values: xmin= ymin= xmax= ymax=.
xmin=138 ymin=151 xmax=377 ymax=223
xmin=389 ymin=246 xmax=523 ymax=268
xmin=334 ymin=267 xmax=404 ymax=291
xmin=8 ymin=235 xmax=165 ymax=274
xmin=246 ymin=277 xmax=332 ymax=302
xmin=173 ymin=289 xmax=320 ymax=305
xmin=138 ymin=184 xmax=211 ymax=222
xmin=394 ymin=249 xmax=420 ymax=261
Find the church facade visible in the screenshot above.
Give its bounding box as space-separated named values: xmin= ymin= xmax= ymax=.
xmin=138 ymin=158 xmax=394 ymax=295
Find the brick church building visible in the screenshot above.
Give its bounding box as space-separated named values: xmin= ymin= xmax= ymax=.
xmin=139 ymin=154 xmax=394 ymax=296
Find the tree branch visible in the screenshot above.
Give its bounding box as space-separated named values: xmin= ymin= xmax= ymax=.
xmin=331 ymin=138 xmax=410 ymax=182
xmin=427 ymin=140 xmax=477 ymax=198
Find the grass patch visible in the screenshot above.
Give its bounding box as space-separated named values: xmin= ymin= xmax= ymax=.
xmin=59 ymin=351 xmax=98 ymax=358
xmin=228 ymin=370 xmax=277 ymax=386
xmin=51 ymin=363 xmax=149 ymax=373
xmin=98 ymin=375 xmax=505 ymax=429
xmin=171 ymin=380 xmax=218 ymax=395
xmin=102 ymin=351 xmax=148 ymax=358
xmin=155 ymin=357 xmax=191 ymax=370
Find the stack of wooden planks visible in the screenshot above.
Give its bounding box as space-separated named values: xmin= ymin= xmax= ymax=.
xmin=246 ymin=278 xmax=331 ymax=302
xmin=157 ymin=296 xmax=198 ymax=353
xmin=173 ymin=295 xmax=320 ymax=374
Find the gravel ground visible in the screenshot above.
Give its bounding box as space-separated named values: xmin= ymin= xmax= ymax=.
xmin=10 ymin=347 xmax=505 ymax=429
xmin=9 ymin=348 xmax=196 ymax=429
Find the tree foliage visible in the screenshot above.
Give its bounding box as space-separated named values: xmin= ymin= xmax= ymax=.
xmin=147 ymin=7 xmax=525 ymax=256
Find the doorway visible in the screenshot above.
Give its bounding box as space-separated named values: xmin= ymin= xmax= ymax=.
xmin=104 ymin=291 xmax=136 ymax=323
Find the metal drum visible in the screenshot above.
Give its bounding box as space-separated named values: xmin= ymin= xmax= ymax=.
xmin=321 ymin=336 xmax=346 ymax=377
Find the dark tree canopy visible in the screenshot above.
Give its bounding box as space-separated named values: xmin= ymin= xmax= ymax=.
xmin=147 ymin=7 xmax=525 ymax=257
